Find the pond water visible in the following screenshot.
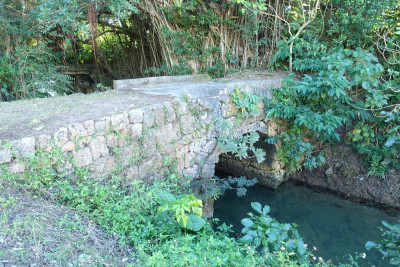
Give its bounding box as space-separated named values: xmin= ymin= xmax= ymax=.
xmin=213 ymin=172 xmax=400 ymax=266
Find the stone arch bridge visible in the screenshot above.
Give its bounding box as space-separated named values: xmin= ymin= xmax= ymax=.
xmin=0 ymin=72 xmax=287 ymax=189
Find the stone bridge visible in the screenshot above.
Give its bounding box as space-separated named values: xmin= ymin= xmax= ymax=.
xmin=0 ymin=72 xmax=287 ymax=190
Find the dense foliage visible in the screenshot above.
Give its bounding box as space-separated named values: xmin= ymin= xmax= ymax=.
xmin=265 ymin=48 xmax=400 ymax=177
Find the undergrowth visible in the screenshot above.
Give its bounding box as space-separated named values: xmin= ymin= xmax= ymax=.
xmin=0 ymin=148 xmax=365 ymax=266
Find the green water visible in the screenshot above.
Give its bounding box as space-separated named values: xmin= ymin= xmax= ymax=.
xmin=213 ymin=173 xmax=400 ymax=266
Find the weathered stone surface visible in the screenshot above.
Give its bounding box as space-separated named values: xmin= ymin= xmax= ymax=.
xmin=0 ymin=148 xmax=12 ymax=164
xmin=106 ymin=134 xmax=119 ymax=148
xmin=180 ymin=115 xmax=197 ymax=135
xmin=68 ymin=123 xmax=87 ymax=140
xmin=142 ymin=107 xmax=155 ymax=129
xmin=62 ymin=141 xmax=75 ymax=152
xmin=54 ymin=127 xmax=69 ymax=146
xmin=36 ymin=135 xmax=52 ymax=152
xmin=111 ymin=113 xmax=129 ymax=130
xmin=76 ymin=136 xmax=91 ymax=148
xmin=175 ymin=101 xmax=188 ymax=116
xmin=141 ymin=138 xmax=157 ymax=159
xmin=84 ymin=120 xmax=95 ymax=135
xmin=89 ymin=136 xmax=109 ymax=160
xmin=9 ymin=161 xmax=25 ymax=174
xmin=10 ymin=137 xmax=35 ymax=158
xmin=130 ymin=123 xmax=142 ymax=138
xmin=185 ymin=152 xmax=196 ymax=168
xmin=189 ymin=141 xmax=202 ymax=154
xmin=126 ymin=166 xmax=139 ymax=181
xmin=153 ymin=105 xmax=165 ymax=126
xmin=95 ymin=117 xmax=111 ymax=135
xmin=138 ymin=153 xmax=163 ymax=180
xmin=163 ymin=101 xmax=176 ymax=122
xmin=118 ymin=144 xmax=136 ymax=167
xmin=139 ymin=159 xmax=154 ymax=180
xmin=153 ymin=123 xmax=180 ymax=147
xmin=91 ymin=156 xmax=115 ymax=175
xmin=128 ymin=109 xmax=144 ymax=124
xmin=183 ymin=165 xmax=199 ymax=179
xmin=73 ymin=147 xmax=93 ymax=167
xmin=203 ymin=140 xmax=217 ymax=153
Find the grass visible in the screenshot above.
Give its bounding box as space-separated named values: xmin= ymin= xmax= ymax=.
xmin=0 ymin=181 xmax=134 ymax=266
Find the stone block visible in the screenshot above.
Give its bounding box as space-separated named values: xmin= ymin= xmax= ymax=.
xmin=62 ymin=141 xmax=75 ymax=152
xmin=203 ymin=140 xmax=217 ymax=153
xmin=106 ymin=134 xmax=119 ymax=148
xmin=118 ymin=144 xmax=136 ymax=167
xmin=199 ymin=160 xmax=216 ymax=179
xmin=76 ymin=136 xmax=91 ymax=148
xmin=175 ymin=101 xmax=188 ymax=116
xmin=84 ymin=120 xmax=95 ymax=135
xmin=95 ymin=117 xmax=111 ymax=135
xmin=163 ymin=101 xmax=176 ymax=122
xmin=0 ymin=148 xmax=12 ymax=164
xmin=10 ymin=137 xmax=35 ymax=158
xmin=153 ymin=105 xmax=165 ymax=126
xmin=73 ymin=147 xmax=93 ymax=167
xmin=185 ymin=152 xmax=196 ymax=168
xmin=36 ymin=135 xmax=53 ymax=152
xmin=130 ymin=123 xmax=142 ymax=138
xmin=142 ymin=107 xmax=155 ymax=129
xmin=128 ymin=109 xmax=144 ymax=124
xmin=9 ymin=161 xmax=25 ymax=174
xmin=138 ymin=159 xmax=154 ymax=180
xmin=183 ymin=165 xmax=199 ymax=179
xmin=54 ymin=127 xmax=69 ymax=147
xmin=89 ymin=136 xmax=109 ymax=160
xmin=68 ymin=123 xmax=87 ymax=140
xmin=180 ymin=115 xmax=197 ymax=135
xmin=141 ymin=138 xmax=157 ymax=159
xmin=91 ymin=156 xmax=115 ymax=175
xmin=111 ymin=113 xmax=129 ymax=130
xmin=153 ymin=123 xmax=180 ymax=147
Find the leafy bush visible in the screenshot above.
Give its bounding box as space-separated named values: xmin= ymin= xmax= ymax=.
xmin=240 ymin=202 xmax=308 ymax=264
xmin=265 ymin=48 xmax=400 ymax=177
xmin=366 ymin=221 xmax=400 ymax=265
xmin=156 ymin=191 xmax=206 ymax=231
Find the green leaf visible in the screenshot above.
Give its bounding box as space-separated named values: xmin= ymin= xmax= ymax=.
xmin=251 ymin=202 xmax=262 ymax=214
xmin=241 ymin=218 xmax=254 ymax=228
xmin=240 ymin=234 xmax=254 ymax=243
xmin=262 ymin=205 xmax=270 ymax=215
xmin=186 ymin=214 xmax=206 ymax=232
xmin=365 ymin=241 xmax=377 ymax=250
xmin=156 ymin=190 xmax=176 ymax=203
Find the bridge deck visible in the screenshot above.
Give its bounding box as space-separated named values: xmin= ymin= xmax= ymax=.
xmin=0 ymin=72 xmax=286 ymax=140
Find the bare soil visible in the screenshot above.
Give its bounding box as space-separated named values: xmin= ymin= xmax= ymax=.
xmin=289 ymin=144 xmax=400 ymax=213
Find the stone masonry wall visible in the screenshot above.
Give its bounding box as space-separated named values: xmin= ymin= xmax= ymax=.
xmin=0 ymin=74 xmax=285 ymax=190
